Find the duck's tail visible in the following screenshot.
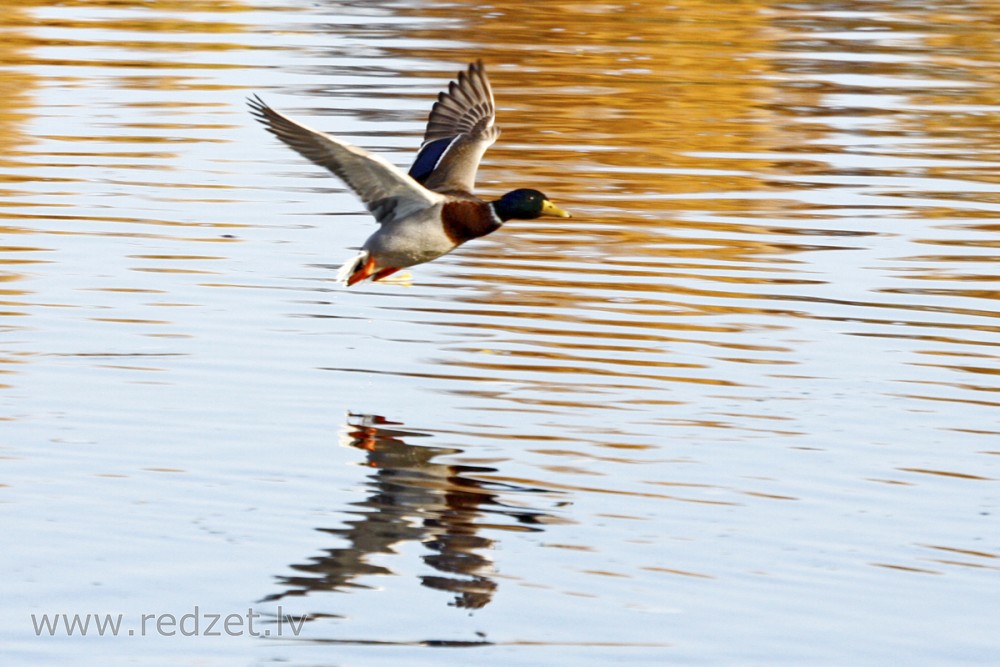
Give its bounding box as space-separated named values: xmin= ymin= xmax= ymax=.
xmin=336 ymin=250 xmax=369 ymax=286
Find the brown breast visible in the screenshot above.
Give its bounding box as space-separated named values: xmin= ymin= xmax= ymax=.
xmin=441 ymin=198 xmax=502 ymax=245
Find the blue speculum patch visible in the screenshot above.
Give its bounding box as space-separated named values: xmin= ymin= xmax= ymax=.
xmin=408 ymin=136 xmax=455 ymax=183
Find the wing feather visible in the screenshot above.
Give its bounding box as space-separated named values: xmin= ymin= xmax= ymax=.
xmin=409 ymin=61 xmax=499 ymax=194
xmin=248 ymin=95 xmax=442 ymax=226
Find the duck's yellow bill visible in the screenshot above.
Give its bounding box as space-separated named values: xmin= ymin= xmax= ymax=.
xmin=541 ymin=199 xmax=572 ymax=218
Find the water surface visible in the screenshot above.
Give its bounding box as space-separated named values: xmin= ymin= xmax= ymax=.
xmin=2 ymin=1 xmax=998 ymax=665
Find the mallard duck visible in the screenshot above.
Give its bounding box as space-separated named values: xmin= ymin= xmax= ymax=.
xmin=248 ymin=60 xmax=571 ymax=286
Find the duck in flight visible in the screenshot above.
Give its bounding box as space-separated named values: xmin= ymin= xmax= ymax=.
xmin=248 ymin=61 xmax=572 ymax=286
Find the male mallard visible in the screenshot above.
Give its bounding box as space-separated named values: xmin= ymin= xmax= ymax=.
xmin=248 ymin=60 xmax=571 ymax=286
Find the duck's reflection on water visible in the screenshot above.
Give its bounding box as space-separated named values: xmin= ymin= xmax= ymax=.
xmin=264 ymin=413 xmax=560 ymax=610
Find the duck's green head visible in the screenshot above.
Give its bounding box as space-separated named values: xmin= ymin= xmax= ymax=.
xmin=492 ymin=189 xmax=572 ymax=222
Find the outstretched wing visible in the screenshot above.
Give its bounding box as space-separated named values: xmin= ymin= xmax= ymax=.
xmin=248 ymin=95 xmax=443 ymax=226
xmin=408 ymin=60 xmax=499 ymax=194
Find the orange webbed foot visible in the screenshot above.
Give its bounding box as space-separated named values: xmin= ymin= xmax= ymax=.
xmin=371 ymin=267 xmax=401 ymax=282
xmin=346 ymin=255 xmax=377 ymax=286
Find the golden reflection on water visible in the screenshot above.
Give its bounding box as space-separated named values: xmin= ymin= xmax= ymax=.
xmin=0 ymin=0 xmax=991 ymax=440
xmin=1 ymin=0 xmax=994 ymax=420
xmin=294 ymin=0 xmax=1000 ymax=426
xmin=0 ymin=0 xmax=260 ymax=373
xmin=0 ymin=0 xmax=43 ymax=352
